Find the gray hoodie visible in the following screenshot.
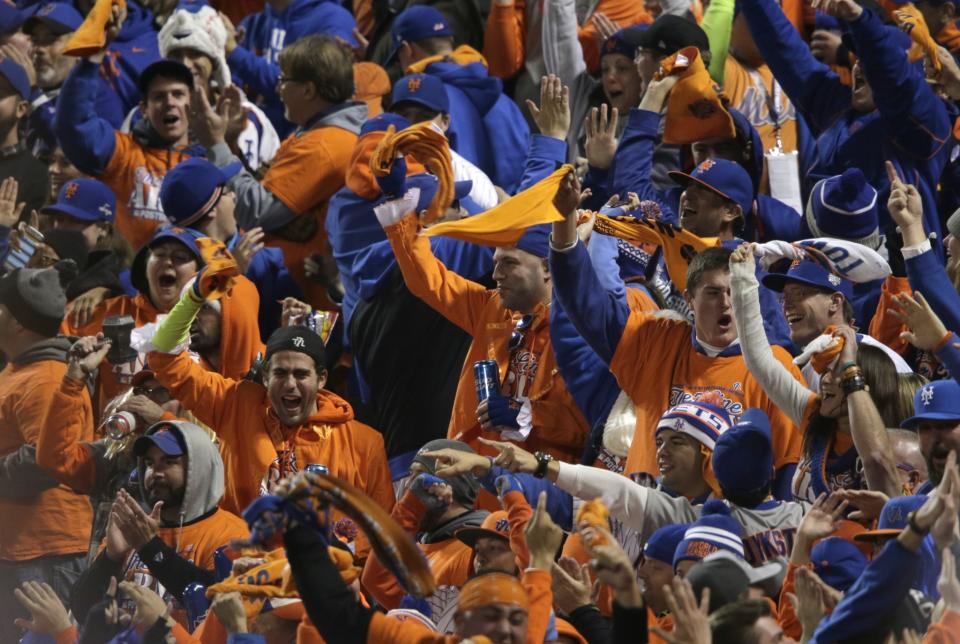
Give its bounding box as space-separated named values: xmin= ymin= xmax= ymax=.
xmin=136 ymin=420 xmax=225 ymax=529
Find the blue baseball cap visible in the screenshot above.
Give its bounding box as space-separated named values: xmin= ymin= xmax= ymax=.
xmin=133 ymin=424 xmax=187 ymax=457
xmin=761 ymin=257 xmax=855 ymax=300
xmin=391 ymin=73 xmax=449 ymax=113
xmin=713 ymin=409 xmax=774 ymax=497
xmin=668 ymin=158 xmax=754 ymax=216
xmin=160 ymin=158 xmax=241 ymax=228
xmin=0 ymin=56 xmax=29 ymax=99
xmin=22 ymin=1 xmax=82 ymax=35
xmin=810 ymin=537 xmax=867 ymax=591
xmin=901 ymin=380 xmax=960 ymax=428
xmin=602 ymin=26 xmax=647 ymax=61
xmin=42 ymin=178 xmax=116 ymax=223
xmin=515 ymin=224 xmax=551 ymax=259
xmin=360 ymin=112 xmax=411 ymax=136
xmin=130 ymin=225 xmax=205 ymax=294
xmin=0 ymin=2 xmax=25 ymax=34
xmin=854 ymin=495 xmax=927 ymax=541
xmin=387 ymin=5 xmax=452 ymax=65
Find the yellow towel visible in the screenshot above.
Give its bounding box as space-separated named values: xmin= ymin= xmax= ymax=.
xmin=893 ymin=3 xmax=941 ymax=72
xmin=592 ymin=214 xmax=720 ymax=291
xmin=658 ymin=47 xmax=735 ymax=145
xmin=64 ymin=0 xmax=126 ymax=57
xmin=423 ymin=165 xmax=572 ymax=245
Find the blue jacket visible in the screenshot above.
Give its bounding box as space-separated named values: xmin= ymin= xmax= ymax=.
xmin=906 ymin=245 xmax=960 ymax=335
xmin=741 ymin=0 xmax=955 ymax=262
xmin=105 ymin=0 xmax=160 ymax=114
xmin=231 ymin=0 xmax=357 ymax=137
xmin=422 ymin=59 xmax=531 ymax=194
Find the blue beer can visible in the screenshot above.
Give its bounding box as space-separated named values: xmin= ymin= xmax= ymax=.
xmin=474 ymin=360 xmax=500 ymax=402
xmin=183 ymin=582 xmax=210 ymax=632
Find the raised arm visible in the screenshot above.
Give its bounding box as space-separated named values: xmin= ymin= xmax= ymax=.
xmin=729 ymin=245 xmax=814 ymax=426
xmin=549 ymin=173 xmax=631 ymax=364
xmin=739 ymin=0 xmax=850 ymax=133
xmin=377 ymin=190 xmax=494 ymax=335
xmin=846 ymin=6 xmax=951 ymax=159
xmin=484 ymin=0 xmax=526 ymax=79
xmin=701 ymin=0 xmax=736 ymax=83
xmin=54 ymin=60 xmax=119 ymax=176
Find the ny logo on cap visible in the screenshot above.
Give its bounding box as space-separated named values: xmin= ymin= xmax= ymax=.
xmin=921 ymin=385 xmax=935 ymax=406
xmin=99 ymin=204 xmax=112 ymax=218
xmin=828 ymin=274 xmax=842 ymax=286
xmin=433 ymin=22 xmax=445 ymax=31
xmin=292 ymin=336 xmax=305 ymax=348
xmin=407 ymin=77 xmax=421 ymax=92
xmin=674 ymin=417 xmax=685 ymax=430
xmin=696 ymin=159 xmax=716 ymax=174
xmin=495 ymin=518 xmax=508 ymax=532
xmin=65 ymin=183 xmax=79 ymax=200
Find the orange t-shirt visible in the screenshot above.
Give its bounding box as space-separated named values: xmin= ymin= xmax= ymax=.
xmin=262 ymin=123 xmax=358 ymax=311
xmin=723 ymin=59 xmax=798 ymax=156
xmin=609 ymin=313 xmax=803 ymax=481
xmin=0 ymin=357 xmax=93 ymax=560
xmin=101 ymin=131 xmax=193 ymax=250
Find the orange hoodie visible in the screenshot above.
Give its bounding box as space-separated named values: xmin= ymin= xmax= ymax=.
xmin=383 ymin=213 xmax=590 ymax=463
xmin=0 ymin=354 xmax=93 ymax=560
xmin=197 ymin=276 xmax=265 ymax=382
xmin=146 ymin=350 xmax=394 ymax=551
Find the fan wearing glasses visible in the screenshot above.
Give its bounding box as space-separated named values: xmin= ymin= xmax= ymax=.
xmin=376 ymin=187 xmax=591 ymax=466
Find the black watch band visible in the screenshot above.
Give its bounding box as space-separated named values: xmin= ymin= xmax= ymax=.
xmin=533 ymin=451 xmax=552 ymax=479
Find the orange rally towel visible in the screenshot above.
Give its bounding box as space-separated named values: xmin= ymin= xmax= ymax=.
xmin=423 ymin=165 xmax=572 ymax=246
xmin=658 ymin=47 xmax=735 ymax=145
xmin=64 ymin=0 xmax=126 ymax=57
xmin=806 ymin=324 xmax=846 ymax=375
xmin=194 ymin=237 xmax=240 ymax=300
xmin=893 ymin=3 xmax=941 ymax=71
xmin=406 ymin=44 xmax=488 ymax=74
xmin=575 ymin=499 xmax=611 ymax=547
xmin=592 ymin=215 xmax=720 ymax=291
xmin=370 ymin=122 xmax=454 ymax=224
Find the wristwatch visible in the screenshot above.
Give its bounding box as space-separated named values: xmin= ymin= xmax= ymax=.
xmin=533 ymin=451 xmax=553 ymax=479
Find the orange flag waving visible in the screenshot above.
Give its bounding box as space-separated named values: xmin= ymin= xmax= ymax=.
xmin=64 ymin=0 xmax=126 ymax=57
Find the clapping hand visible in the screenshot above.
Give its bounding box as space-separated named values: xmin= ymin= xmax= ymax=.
xmin=527 ymin=75 xmax=571 ymax=141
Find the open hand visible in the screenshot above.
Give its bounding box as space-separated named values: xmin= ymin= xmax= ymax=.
xmin=552 ymin=557 xmax=595 ymax=616
xmin=583 ymin=105 xmax=619 ymax=171
xmin=527 ymin=74 xmax=571 ymax=141
xmin=891 ymin=292 xmax=950 ymax=352
xmin=118 ymin=581 xmax=169 ymax=632
xmin=0 ymin=176 xmax=24 ymax=228
xmin=233 ymin=227 xmax=264 ymax=275
xmin=811 ymin=0 xmax=863 ymax=21
xmin=14 ymin=581 xmax=71 ymax=637
xmin=653 ymin=578 xmax=711 ymax=643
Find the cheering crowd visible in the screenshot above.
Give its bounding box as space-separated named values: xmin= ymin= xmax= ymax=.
xmin=4 ymin=0 xmax=960 ymax=641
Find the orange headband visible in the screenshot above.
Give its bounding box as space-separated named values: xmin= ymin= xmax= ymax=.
xmin=458 ymin=573 xmax=528 ymax=613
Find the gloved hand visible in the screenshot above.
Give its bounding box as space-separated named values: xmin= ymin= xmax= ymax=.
xmin=496 ymin=473 xmax=524 ymax=498
xmin=376 ymin=153 xmax=407 ymax=198
xmin=486 ymin=394 xmax=522 ymax=431
xmin=192 ymin=237 xmax=240 ymax=301
xmin=409 ymin=473 xmax=453 ymax=512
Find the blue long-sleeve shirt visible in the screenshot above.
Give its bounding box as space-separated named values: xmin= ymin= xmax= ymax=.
xmin=55 ymin=60 xmax=119 ymax=176
xmin=741 ymin=0 xmax=954 ymax=261
xmin=935 ymin=333 xmax=960 ymax=386
xmin=905 ymin=245 xmax=960 ymax=335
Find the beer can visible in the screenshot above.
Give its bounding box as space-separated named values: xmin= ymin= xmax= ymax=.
xmin=473 ymin=360 xmax=500 ymax=402
xmin=182 ymin=582 xmax=210 ymax=632
xmin=100 ymin=411 xmax=136 ymax=440
xmin=305 ymin=463 xmax=329 ymax=475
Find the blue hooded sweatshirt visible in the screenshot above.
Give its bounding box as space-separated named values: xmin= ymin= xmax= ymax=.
xmin=105 ymin=0 xmax=160 ymax=114
xmin=741 ymin=0 xmax=955 ymax=263
xmin=420 ymin=57 xmax=531 ymax=194
xmin=231 ymin=0 xmax=358 ymax=137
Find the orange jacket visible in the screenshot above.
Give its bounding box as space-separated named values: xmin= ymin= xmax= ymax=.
xmin=365 ymin=568 xmax=553 ymax=644
xmin=867 ymin=275 xmax=913 ymax=356
xmin=484 ymin=0 xmax=651 ymax=79
xmin=0 ymin=354 xmax=93 ymax=560
xmin=361 ymin=492 xmax=474 ymax=610
xmin=261 ymin=119 xmax=359 ymax=311
xmin=147 ymin=350 xmax=394 ymax=533
xmin=102 ymin=131 xmax=194 ymax=250
xmin=384 ymin=213 xmax=590 ymax=462
xmin=610 ymin=312 xmax=804 ymax=480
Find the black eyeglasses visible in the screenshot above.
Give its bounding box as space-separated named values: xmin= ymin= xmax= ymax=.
xmin=507 ymin=315 xmax=534 ymax=353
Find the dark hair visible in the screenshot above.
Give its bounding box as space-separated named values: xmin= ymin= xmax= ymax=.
xmin=686 ymin=247 xmax=734 ymax=294
xmin=710 ymin=599 xmax=772 ymax=644
xmin=278 ymin=35 xmax=354 ymax=105
xmin=842 ymin=297 xmax=854 ymax=324
xmin=412 ymin=35 xmax=454 ymax=55
xmin=803 ymin=343 xmax=900 ymax=457
xmin=719 ymin=483 xmax=770 ymax=509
